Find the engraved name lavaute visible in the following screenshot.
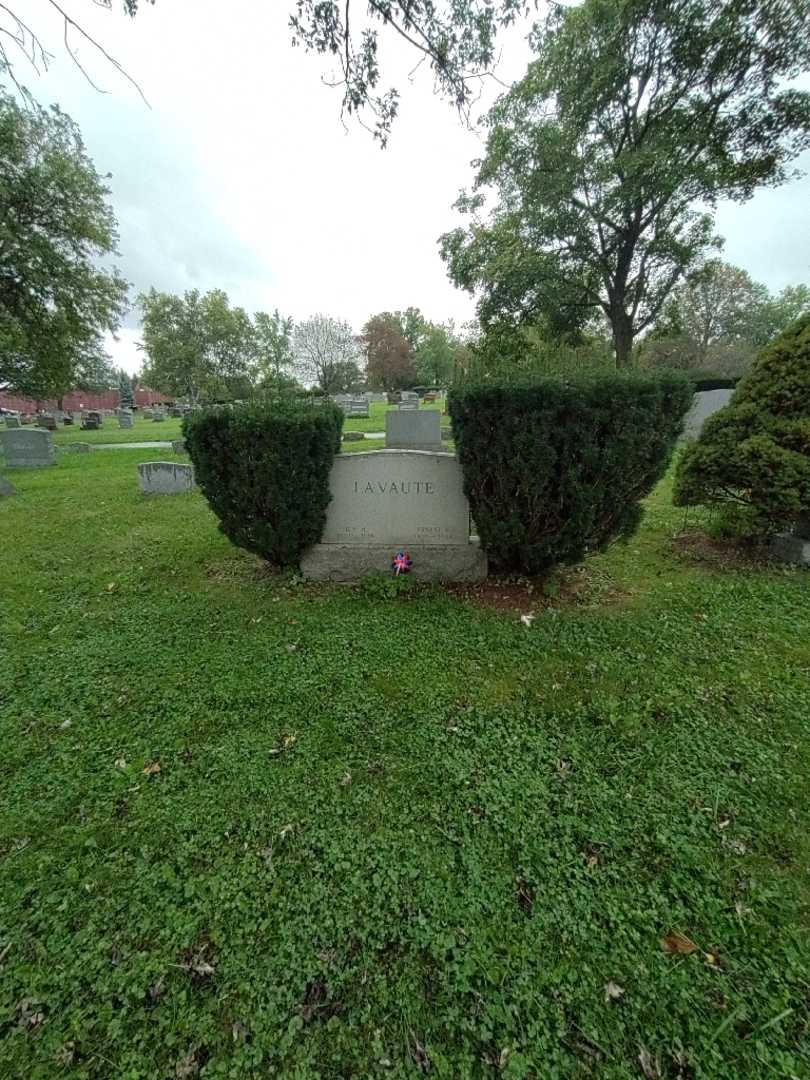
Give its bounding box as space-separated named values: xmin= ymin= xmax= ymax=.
xmin=352 ymin=479 xmax=436 ymax=495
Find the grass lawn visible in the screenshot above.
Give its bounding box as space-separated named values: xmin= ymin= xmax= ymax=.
xmin=1 ymin=449 xmax=808 ymax=1078
xmin=52 ymin=415 xmax=185 ymax=446
xmin=46 ymin=402 xmax=441 ymax=446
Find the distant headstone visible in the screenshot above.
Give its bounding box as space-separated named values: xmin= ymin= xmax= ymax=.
xmin=441 ymin=426 xmax=453 ymax=441
xmin=171 ymin=439 xmax=187 ymax=454
xmin=682 ymin=389 xmax=734 ymax=440
xmin=771 ymin=516 xmax=810 ymax=567
xmin=81 ymin=411 xmax=102 ymax=431
xmin=137 ymin=461 xmax=195 ymax=495
xmin=69 ymin=442 xmax=92 ymax=454
xmin=38 ymin=414 xmax=58 ymax=431
xmin=153 ymin=412 xmax=166 ymax=423
xmin=0 ymin=475 xmax=16 ymax=497
xmin=62 ymin=415 xmax=74 ymax=426
xmin=341 ymin=398 xmax=370 ymax=418
xmin=143 ymin=410 xmax=154 ymax=420
xmin=300 ymin=450 xmax=486 ymax=582
xmin=398 ymin=391 xmax=419 ymax=412
xmin=1 ymin=427 xmax=56 ymax=469
xmin=169 ymin=406 xmax=183 ymax=418
xmin=118 ymin=411 xmax=134 ymax=429
xmin=386 ymin=409 xmax=442 ymax=451
xmin=5 ymin=415 xmax=20 ymax=429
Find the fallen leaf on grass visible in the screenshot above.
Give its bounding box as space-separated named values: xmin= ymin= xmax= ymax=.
xmin=179 ymin=952 xmax=215 ymax=979
xmin=410 ymin=1032 xmax=432 ymax=1073
xmin=515 ymin=878 xmax=535 ymax=917
xmin=105 ymin=582 xmax=116 ymax=593
xmin=269 ymin=733 xmax=298 ymax=756
xmin=482 ymin=1047 xmax=511 ymax=1071
xmin=16 ymin=998 xmax=44 ymax=1030
xmin=520 ymin=613 xmax=535 ymax=628
xmin=604 ymin=981 xmax=625 ymax=1002
xmin=662 ymin=932 xmax=698 ymax=955
xmin=175 ymin=1048 xmax=203 ymax=1078
xmin=638 ymin=1046 xmax=662 ymax=1079
xmin=142 ymin=761 xmax=161 ymax=776
xmin=148 ymin=975 xmax=166 ymax=1003
xmin=114 ymin=757 xmax=127 ymax=770
xmin=56 ymin=1042 xmax=76 ymax=1067
xmin=231 ymin=1020 xmax=250 ymax=1043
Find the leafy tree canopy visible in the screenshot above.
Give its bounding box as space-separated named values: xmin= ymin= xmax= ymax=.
xmin=441 ymin=0 xmax=810 ymax=368
xmin=293 ymin=315 xmax=362 ymax=394
xmin=1 ymin=1 xmax=529 ymax=143
xmin=643 ymin=261 xmax=810 ymax=375
xmin=254 ymin=309 xmax=296 ymax=390
xmin=361 ymin=313 xmax=417 ymax=392
xmin=0 ymin=89 xmax=128 ymax=400
xmin=138 ymin=288 xmax=256 ymax=403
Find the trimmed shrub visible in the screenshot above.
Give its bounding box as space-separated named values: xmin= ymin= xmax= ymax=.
xmin=673 ymin=315 xmax=810 ymax=537
xmin=448 ymin=373 xmax=692 ymax=574
xmin=689 ymin=373 xmax=741 ymax=392
xmin=183 ymin=401 xmax=343 ymax=566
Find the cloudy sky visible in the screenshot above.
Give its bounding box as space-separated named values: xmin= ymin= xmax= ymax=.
xmin=6 ymin=0 xmax=810 ymax=374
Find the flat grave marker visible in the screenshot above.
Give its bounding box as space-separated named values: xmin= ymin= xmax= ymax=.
xmin=137 ymin=461 xmax=196 ymax=495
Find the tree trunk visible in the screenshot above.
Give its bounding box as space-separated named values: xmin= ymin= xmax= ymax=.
xmin=611 ymin=310 xmax=634 ymax=368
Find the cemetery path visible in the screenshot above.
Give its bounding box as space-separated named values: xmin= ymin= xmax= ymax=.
xmin=74 ymin=436 xmax=388 ymax=450
xmin=92 ymin=440 xmax=174 ymax=449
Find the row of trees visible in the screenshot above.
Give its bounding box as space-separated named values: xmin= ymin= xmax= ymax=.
xmin=0 ymin=85 xmax=466 ymax=403
xmin=138 ymin=292 xmax=471 ymax=400
xmin=2 ymin=0 xmax=808 ymax=398
xmin=440 ymin=0 xmax=810 ymax=368
xmin=466 ymin=259 xmax=810 ymax=380
xmin=643 ymin=262 xmax=810 ymax=375
xmin=361 ymin=310 xmax=468 ymax=390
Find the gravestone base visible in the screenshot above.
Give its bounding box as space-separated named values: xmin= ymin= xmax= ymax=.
xmin=301 ymin=540 xmax=487 ymax=582
xmin=770 ymin=532 xmax=810 ymax=567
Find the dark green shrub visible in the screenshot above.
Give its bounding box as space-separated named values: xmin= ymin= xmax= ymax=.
xmin=674 ymin=315 xmax=810 ymax=537
xmin=689 ymin=373 xmax=741 ymax=392
xmin=448 ymin=373 xmax=692 ymax=574
xmin=183 ymin=402 xmax=343 ymax=566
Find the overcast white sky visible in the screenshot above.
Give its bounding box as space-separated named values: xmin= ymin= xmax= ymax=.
xmin=7 ymin=0 xmax=810 ymax=375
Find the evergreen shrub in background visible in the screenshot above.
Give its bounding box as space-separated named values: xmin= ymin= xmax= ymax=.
xmin=674 ymin=314 xmax=810 ymax=538
xmin=183 ymin=402 xmax=343 ymax=566
xmin=448 ymin=373 xmax=692 ymax=575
